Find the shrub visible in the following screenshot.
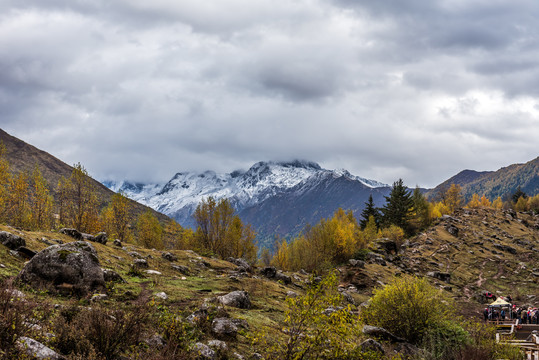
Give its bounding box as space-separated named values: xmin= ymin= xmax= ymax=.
xmin=361 ymin=276 xmax=451 ymax=344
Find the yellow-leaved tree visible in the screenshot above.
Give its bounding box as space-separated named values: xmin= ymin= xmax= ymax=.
xmin=0 ymin=142 xmax=10 ymax=223
xmin=28 ymin=166 xmax=53 ymax=230
xmin=443 ymin=184 xmax=463 ymax=213
xmin=7 ymin=172 xmax=31 ymax=229
xmin=101 ymin=192 xmax=132 ymax=242
xmin=136 ymin=209 xmax=163 ymax=249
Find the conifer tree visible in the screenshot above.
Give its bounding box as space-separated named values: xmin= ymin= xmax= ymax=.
xmin=359 ymin=194 xmax=380 ymax=229
xmin=512 ymin=186 xmax=527 ymax=204
xmin=411 ymin=187 xmax=430 ymax=231
xmin=381 ymin=179 xmax=413 ymax=232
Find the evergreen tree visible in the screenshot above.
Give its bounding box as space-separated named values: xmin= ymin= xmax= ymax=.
xmin=381 ymin=179 xmax=413 ymax=232
xmin=511 ymin=186 xmax=527 ymax=203
xmin=411 ymin=187 xmax=430 ymax=231
xmin=359 ymin=194 xmax=380 ymax=229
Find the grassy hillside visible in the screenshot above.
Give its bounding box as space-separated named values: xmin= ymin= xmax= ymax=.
xmin=0 ymin=128 xmax=169 ymax=222
xmin=429 ymin=156 xmax=539 ymax=201
xmin=0 ymin=206 xmax=537 ymax=358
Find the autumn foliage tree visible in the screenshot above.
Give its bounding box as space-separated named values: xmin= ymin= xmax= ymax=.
xmin=7 ymin=172 xmax=31 ymax=228
xmin=28 ymin=166 xmax=53 ymax=230
xmin=193 ymin=197 xmax=257 ymax=263
xmin=101 ymin=192 xmax=132 ymax=242
xmin=57 ymin=163 xmax=100 ymax=233
xmin=136 ymin=209 xmax=163 ymax=249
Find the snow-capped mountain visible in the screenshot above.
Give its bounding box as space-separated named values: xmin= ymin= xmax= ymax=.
xmin=104 ymin=160 xmax=390 ymax=240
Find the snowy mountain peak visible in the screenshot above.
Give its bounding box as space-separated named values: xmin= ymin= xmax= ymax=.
xmin=102 ymin=160 xmax=388 ymax=227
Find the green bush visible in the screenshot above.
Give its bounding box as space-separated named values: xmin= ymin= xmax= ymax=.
xmin=361 ymin=276 xmax=452 ymax=344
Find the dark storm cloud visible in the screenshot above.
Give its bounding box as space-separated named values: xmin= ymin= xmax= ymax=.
xmin=1 ymin=0 xmax=539 ymax=187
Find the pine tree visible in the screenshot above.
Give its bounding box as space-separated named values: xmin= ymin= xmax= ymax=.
xmin=411 ymin=187 xmax=430 ymax=231
xmin=359 ymin=194 xmax=380 ymax=229
xmin=512 ymin=186 xmax=527 ymax=204
xmin=381 ymin=179 xmax=413 ymax=232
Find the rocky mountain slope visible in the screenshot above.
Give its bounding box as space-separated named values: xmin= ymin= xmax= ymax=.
xmin=105 ymin=161 xmax=390 ymax=239
xmin=429 ymin=156 xmax=539 ymax=201
xmin=0 ymin=206 xmax=537 ymax=358
xmin=0 ymin=129 xmax=169 ymax=221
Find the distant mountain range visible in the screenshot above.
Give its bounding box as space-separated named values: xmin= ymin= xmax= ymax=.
xmin=428 ymin=156 xmax=539 ymax=201
xmin=104 ymin=161 xmax=391 ymax=240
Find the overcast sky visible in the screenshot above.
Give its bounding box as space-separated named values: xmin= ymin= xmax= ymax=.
xmin=1 ymin=0 xmax=539 ymax=188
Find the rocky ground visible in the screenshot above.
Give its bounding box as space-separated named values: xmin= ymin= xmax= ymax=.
xmin=0 ymin=207 xmax=538 ymax=359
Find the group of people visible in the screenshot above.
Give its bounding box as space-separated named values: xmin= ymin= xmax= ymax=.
xmin=483 ymin=305 xmax=539 ymax=324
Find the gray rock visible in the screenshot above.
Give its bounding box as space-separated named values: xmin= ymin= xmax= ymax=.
xmin=286 ymin=291 xmax=299 ymax=298
xmin=362 ymin=325 xmax=405 ymax=343
xmin=102 ymin=268 xmax=126 ymax=283
xmin=112 ymin=239 xmax=122 ymax=247
xmin=349 ymin=259 xmax=365 ymax=268
xmin=194 ymin=342 xmax=215 ymax=359
xmin=16 ymin=246 xmax=37 ymax=259
xmin=186 ymin=308 xmax=209 ymax=324
xmin=133 ymin=258 xmax=149 ymax=268
xmin=212 ymin=318 xmax=239 ymax=338
xmin=360 ymin=338 xmax=384 ymax=354
xmin=339 ymin=290 xmax=356 ymax=305
xmin=445 ymin=224 xmax=459 ymax=237
xmin=90 ymin=293 xmax=108 ymax=302
xmin=426 ymin=271 xmax=451 ymax=283
xmin=59 ymin=228 xmax=82 ymax=240
xmin=145 ymin=334 xmax=166 ymax=349
xmin=207 ymin=339 xmax=228 ymax=352
xmin=275 ymin=271 xmax=292 ymax=284
xmin=17 ymin=337 xmax=64 ymax=360
xmin=218 ymin=291 xmax=251 ymax=309
xmin=171 ymin=264 xmax=190 ymax=275
xmin=161 ymin=252 xmax=178 ymax=262
xmin=227 ymin=257 xmax=252 ymax=273
xmin=16 ymin=241 xmax=105 ymax=297
xmin=144 ymin=270 xmax=162 ymax=275
xmin=260 ymin=266 xmax=277 ymax=278
xmin=94 ymin=232 xmax=107 ymax=245
xmin=0 ymin=231 xmax=26 ymax=250
xmin=155 ymin=292 xmax=167 ymax=300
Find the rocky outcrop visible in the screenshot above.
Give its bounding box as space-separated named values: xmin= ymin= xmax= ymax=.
xmin=228 ymin=258 xmax=252 ymax=273
xmin=16 ymin=241 xmax=105 ymax=296
xmin=16 ymin=337 xmax=64 ymax=360
xmin=94 ymin=232 xmax=107 ymax=245
xmin=360 ymin=339 xmax=384 ymax=354
xmin=102 ymin=268 xmax=126 ymax=283
xmin=161 ymin=252 xmax=178 ymax=262
xmin=59 ymin=228 xmax=82 ymax=240
xmin=0 ymin=231 xmax=26 ymax=250
xmin=363 ymin=325 xmax=405 ymax=343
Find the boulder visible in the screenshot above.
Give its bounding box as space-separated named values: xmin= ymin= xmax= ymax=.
xmin=227 ymin=257 xmax=252 ymax=273
xmin=161 ymin=252 xmax=178 ymax=262
xmin=445 ymin=224 xmax=459 ymax=237
xmin=59 ymin=228 xmax=82 ymax=240
xmin=194 ymin=342 xmax=215 ymax=360
xmin=275 ymin=271 xmax=292 ymax=284
xmin=171 ymin=264 xmax=190 ymax=275
xmin=362 ymin=325 xmax=405 ymax=343
xmin=144 ymin=334 xmax=166 ymax=350
xmin=94 ymin=232 xmax=107 ymax=245
xmin=133 ymin=259 xmax=149 ymax=268
xmin=155 ymin=292 xmax=168 ymax=300
xmin=218 ymin=291 xmax=251 ymax=309
xmin=186 ymin=308 xmax=209 ymax=325
xmin=339 ymin=290 xmax=356 ymax=305
xmin=359 ymin=339 xmax=384 ymax=354
xmin=260 ymin=266 xmax=277 ymax=278
xmin=493 ymin=243 xmax=517 ymax=254
xmin=212 ymin=318 xmax=248 ymax=338
xmin=16 ymin=241 xmax=105 ymax=297
xmin=208 ymin=339 xmax=228 ymax=352
xmin=112 ymin=239 xmax=122 ymax=247
xmin=16 ymin=246 xmax=37 ymax=259
xmin=0 ymin=231 xmax=26 ymax=250
xmin=426 ymin=271 xmax=451 ymax=283
xmin=375 ymin=238 xmax=399 ymax=254
xmin=17 ymin=337 xmax=64 ymax=360
xmin=348 ymin=259 xmax=365 ymax=268
xmin=102 ymin=268 xmax=126 ymax=283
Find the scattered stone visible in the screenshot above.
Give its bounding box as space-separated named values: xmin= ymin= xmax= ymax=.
xmin=218 ymin=291 xmax=251 ymax=309
xmin=113 ymin=239 xmax=122 ymax=247
xmin=338 ymin=289 xmax=356 ymax=305
xmin=39 ymin=238 xmax=54 ymax=246
xmin=94 ymin=232 xmax=107 ymax=245
xmin=348 ymin=259 xmax=365 ymax=268
xmin=363 ymin=325 xmax=405 ymax=343
xmin=81 ymin=233 xmax=95 ymax=242
xmin=128 ymin=251 xmax=143 ymax=258
xmin=445 ymin=224 xmax=459 ymax=237
xmin=145 ymin=270 xmax=162 ymax=275
xmin=171 ymin=264 xmax=190 ymax=275
xmin=0 ymin=263 xmax=5 ymax=268
xmin=493 ymin=243 xmax=517 ymax=254
xmin=208 ymin=339 xmax=228 ymax=352
xmin=228 ymin=257 xmax=252 ymax=273
xmin=102 ymin=269 xmax=126 ymax=283
xmin=16 ymin=241 xmax=105 ymax=297
xmin=17 ymin=337 xmax=64 ymax=360
xmin=426 ymin=271 xmax=451 ymax=283
xmin=360 ymin=339 xmax=384 ymax=354
xmin=375 ymin=238 xmax=399 ymax=254
xmin=260 ymin=266 xmax=277 ymax=278
xmin=133 ymin=259 xmax=149 ymax=268
xmin=59 ymin=228 xmax=82 ymax=240
xmin=90 ymin=293 xmax=108 ymax=302
xmin=286 ymin=291 xmax=299 ymax=298
xmin=155 ymin=292 xmax=168 ymax=300
xmin=194 ymin=342 xmax=215 ymax=360
xmin=144 ymin=334 xmax=166 ymax=350
xmin=212 ymin=318 xmax=239 ymax=338
xmin=161 ymin=252 xmax=178 ymax=262
xmin=187 ymin=308 xmax=209 ymax=324
xmin=0 ymin=231 xmax=26 ymax=250
xmin=275 ymin=271 xmax=292 ymax=284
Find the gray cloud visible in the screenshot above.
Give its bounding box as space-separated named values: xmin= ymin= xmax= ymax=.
xmin=1 ymin=0 xmax=539 ymax=188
